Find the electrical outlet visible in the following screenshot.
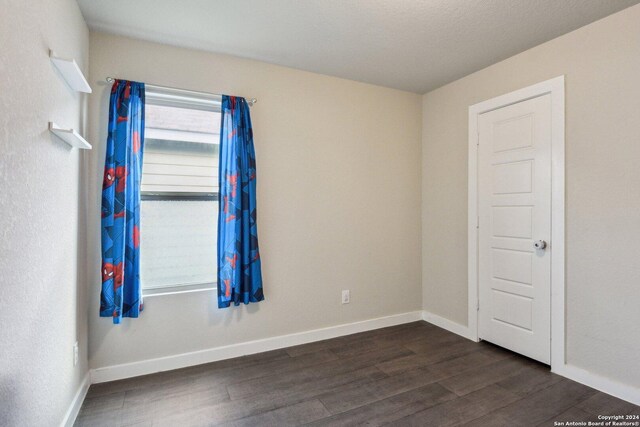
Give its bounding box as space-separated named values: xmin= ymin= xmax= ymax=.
xmin=342 ymin=290 xmax=350 ymax=304
xmin=73 ymin=341 xmax=79 ymax=366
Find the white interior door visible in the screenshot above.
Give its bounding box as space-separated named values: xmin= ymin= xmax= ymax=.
xmin=477 ymin=94 xmax=551 ymax=364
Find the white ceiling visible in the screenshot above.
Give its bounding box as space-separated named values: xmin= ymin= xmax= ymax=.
xmin=76 ymin=0 xmax=639 ymax=93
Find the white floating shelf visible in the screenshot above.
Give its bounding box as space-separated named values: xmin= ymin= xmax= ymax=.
xmin=49 ymin=122 xmax=92 ymax=149
xmin=50 ymin=50 xmax=92 ymax=93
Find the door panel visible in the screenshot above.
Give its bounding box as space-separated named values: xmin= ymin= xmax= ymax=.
xmin=491 ymin=113 xmax=534 ymax=152
xmin=491 ymin=289 xmax=533 ymax=331
xmin=478 ymin=94 xmax=551 ymax=364
xmin=492 ymin=206 xmax=532 ymax=238
xmin=492 ymin=160 xmax=533 ymax=194
xmin=491 ymin=249 xmax=532 ymax=285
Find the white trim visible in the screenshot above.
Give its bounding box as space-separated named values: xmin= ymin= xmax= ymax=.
xmin=467 ymin=76 xmax=565 ymax=366
xmin=421 ymin=308 xmax=640 ymax=406
xmin=60 ymin=372 xmax=90 ymax=427
xmin=554 ymin=364 xmax=640 ymax=406
xmin=90 ymin=311 xmax=423 ymax=383
xmin=422 ymin=310 xmax=475 ymax=341
xmin=142 ymin=282 xmax=216 ymax=298
xmin=549 ymin=77 xmax=566 ymax=369
xmin=467 ymin=103 xmax=480 ymax=343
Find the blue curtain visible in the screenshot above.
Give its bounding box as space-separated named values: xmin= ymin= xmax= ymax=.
xmin=100 ymin=80 xmax=145 ymax=324
xmin=218 ymin=96 xmax=264 ymax=308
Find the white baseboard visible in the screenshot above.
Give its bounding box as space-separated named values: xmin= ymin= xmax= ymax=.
xmin=422 ymin=310 xmax=475 ymax=341
xmin=85 ymin=308 xmax=640 ymax=408
xmin=61 ymin=372 xmax=90 ymax=427
xmin=553 ymin=363 xmax=640 ymax=406
xmin=90 ymin=310 xmax=423 ymax=383
xmin=421 ymin=310 xmax=640 ymax=406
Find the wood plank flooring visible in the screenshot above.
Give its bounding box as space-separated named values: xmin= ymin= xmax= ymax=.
xmin=75 ymin=321 xmax=639 ymax=426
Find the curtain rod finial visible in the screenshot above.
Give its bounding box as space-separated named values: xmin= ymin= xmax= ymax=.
xmin=248 ymin=98 xmax=257 ymax=106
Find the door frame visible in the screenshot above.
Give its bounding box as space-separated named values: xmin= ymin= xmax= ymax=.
xmin=467 ymin=76 xmax=565 ymax=371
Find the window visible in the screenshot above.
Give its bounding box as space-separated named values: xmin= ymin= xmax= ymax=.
xmin=140 ymin=86 xmax=221 ymax=295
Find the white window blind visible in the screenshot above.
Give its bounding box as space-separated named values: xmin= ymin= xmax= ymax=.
xmin=140 ymin=86 xmax=221 ymax=295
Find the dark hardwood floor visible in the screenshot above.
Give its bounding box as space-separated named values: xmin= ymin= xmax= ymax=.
xmin=76 ymin=321 xmax=639 ymax=426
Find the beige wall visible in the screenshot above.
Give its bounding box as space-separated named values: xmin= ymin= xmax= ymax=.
xmin=422 ymin=4 xmax=640 ymax=388
xmin=87 ymin=32 xmax=422 ymax=369
xmin=0 ymin=0 xmax=89 ymax=425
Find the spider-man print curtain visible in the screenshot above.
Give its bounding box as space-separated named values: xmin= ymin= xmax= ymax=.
xmin=218 ymin=96 xmax=264 ymax=308
xmin=100 ymin=80 xmax=145 ymax=324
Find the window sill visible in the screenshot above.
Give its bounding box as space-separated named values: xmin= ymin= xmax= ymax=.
xmin=142 ymin=282 xmax=216 ymax=298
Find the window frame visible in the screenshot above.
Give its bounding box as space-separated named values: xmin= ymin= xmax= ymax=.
xmin=140 ymin=85 xmax=222 ymax=297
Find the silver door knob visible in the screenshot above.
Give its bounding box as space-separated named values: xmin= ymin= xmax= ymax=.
xmin=533 ymin=240 xmax=547 ymax=250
